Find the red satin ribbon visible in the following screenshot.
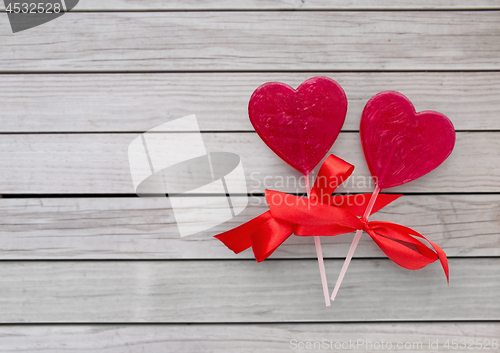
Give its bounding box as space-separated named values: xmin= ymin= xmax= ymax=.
xmin=215 ymin=155 xmax=449 ymax=282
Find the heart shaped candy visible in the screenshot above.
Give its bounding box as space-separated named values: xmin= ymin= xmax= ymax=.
xmin=249 ymin=76 xmax=348 ymax=175
xmin=360 ymin=91 xmax=455 ymax=189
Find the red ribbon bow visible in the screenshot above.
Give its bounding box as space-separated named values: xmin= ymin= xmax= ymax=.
xmin=215 ymin=155 xmax=449 ymax=282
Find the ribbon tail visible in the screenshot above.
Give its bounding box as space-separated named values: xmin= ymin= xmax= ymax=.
xmin=214 ymin=211 xmax=272 ymax=254
xmin=380 ymin=222 xmax=449 ymax=285
xmin=425 ymin=237 xmax=449 ymax=285
xmin=367 ymin=221 xmax=449 ymax=284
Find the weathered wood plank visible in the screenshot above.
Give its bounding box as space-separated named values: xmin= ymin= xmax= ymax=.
xmin=0 ymin=323 xmax=498 ymax=352
xmin=0 ymin=258 xmax=496 ymax=322
xmin=3 ymin=1 xmax=500 ymax=11
xmin=1 ymin=12 xmax=499 ymax=72
xmin=0 ymin=132 xmax=495 ymax=193
xmin=0 ymin=195 xmax=498 ymax=259
xmin=1 ymin=72 xmax=499 ymax=132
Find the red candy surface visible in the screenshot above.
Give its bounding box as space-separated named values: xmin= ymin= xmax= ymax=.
xmin=249 ymin=76 xmax=348 ymax=175
xmin=360 ymin=91 xmax=455 ymax=189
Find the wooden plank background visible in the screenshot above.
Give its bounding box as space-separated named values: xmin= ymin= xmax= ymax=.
xmin=0 ymin=0 xmax=499 ymax=351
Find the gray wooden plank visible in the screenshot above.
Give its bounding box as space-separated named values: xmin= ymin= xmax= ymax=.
xmin=0 ymin=132 xmax=495 ymax=193
xmin=0 ymin=258 xmax=496 ymax=322
xmin=1 ymin=72 xmax=499 ymax=132
xmin=0 ymin=323 xmax=498 ymax=352
xmin=0 ymin=195 xmax=498 ymax=259
xmin=1 ymin=12 xmax=499 ymax=72
xmin=3 ymin=0 xmax=500 ymax=10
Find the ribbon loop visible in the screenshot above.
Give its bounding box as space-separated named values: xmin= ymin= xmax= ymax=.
xmin=310 ymin=155 xmax=354 ymax=203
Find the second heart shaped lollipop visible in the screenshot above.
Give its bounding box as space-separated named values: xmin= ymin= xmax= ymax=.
xmin=249 ymin=76 xmax=348 ymax=175
xmin=360 ymin=91 xmax=455 ymax=189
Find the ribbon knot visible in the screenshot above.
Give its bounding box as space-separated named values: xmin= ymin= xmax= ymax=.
xmin=359 ymin=218 xmax=370 ymax=233
xmin=215 ymin=154 xmax=449 ymax=283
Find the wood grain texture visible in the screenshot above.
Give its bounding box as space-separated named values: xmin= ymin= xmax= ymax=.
xmin=0 ymin=0 xmax=497 ymax=337
xmin=1 ymin=72 xmax=499 ymax=132
xmin=1 ymin=12 xmax=499 ymax=72
xmin=0 ymin=195 xmax=498 ymax=259
xmin=3 ymin=0 xmax=500 ymax=10
xmin=0 ymin=132 xmax=495 ymax=194
xmin=0 ymin=258 xmax=496 ymax=322
xmin=0 ymin=323 xmax=498 ymax=352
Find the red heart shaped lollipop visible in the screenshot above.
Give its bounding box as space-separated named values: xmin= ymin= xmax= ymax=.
xmin=249 ymin=76 xmax=348 ymax=175
xmin=360 ymin=91 xmax=455 ymax=189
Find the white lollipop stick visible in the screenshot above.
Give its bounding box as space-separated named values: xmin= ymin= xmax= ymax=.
xmin=305 ymin=174 xmax=331 ymax=307
xmin=331 ymin=184 xmax=381 ymax=301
